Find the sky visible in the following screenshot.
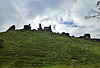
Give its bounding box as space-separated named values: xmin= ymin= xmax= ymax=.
xmin=0 ymin=0 xmax=100 ymax=38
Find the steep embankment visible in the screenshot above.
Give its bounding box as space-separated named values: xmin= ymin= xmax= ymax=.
xmin=0 ymin=30 xmax=100 ymax=68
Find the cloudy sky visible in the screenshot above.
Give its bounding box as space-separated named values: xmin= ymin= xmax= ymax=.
xmin=0 ymin=0 xmax=100 ymax=38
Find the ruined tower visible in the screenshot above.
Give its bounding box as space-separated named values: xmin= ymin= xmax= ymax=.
xmin=38 ymin=23 xmax=42 ymax=30
xmin=84 ymin=33 xmax=91 ymax=40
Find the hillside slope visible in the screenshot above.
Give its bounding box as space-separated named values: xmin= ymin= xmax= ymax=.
xmin=0 ymin=30 xmax=100 ymax=68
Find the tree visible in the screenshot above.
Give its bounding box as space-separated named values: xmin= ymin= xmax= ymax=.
xmin=74 ymin=0 xmax=77 ymax=2
xmin=85 ymin=1 xmax=100 ymax=20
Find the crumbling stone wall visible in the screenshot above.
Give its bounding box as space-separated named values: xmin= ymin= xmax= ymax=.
xmin=23 ymin=24 xmax=31 ymax=30
xmin=44 ymin=25 xmax=52 ymax=32
xmin=62 ymin=32 xmax=70 ymax=37
xmin=7 ymin=25 xmax=15 ymax=31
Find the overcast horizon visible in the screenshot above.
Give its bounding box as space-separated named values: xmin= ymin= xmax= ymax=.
xmin=0 ymin=0 xmax=100 ymax=38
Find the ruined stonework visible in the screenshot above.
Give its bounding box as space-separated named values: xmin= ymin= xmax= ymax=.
xmin=84 ymin=33 xmax=91 ymax=40
xmin=78 ymin=33 xmax=100 ymax=42
xmin=23 ymin=24 xmax=31 ymax=30
xmin=91 ymin=39 xmax=100 ymax=42
xmin=38 ymin=23 xmax=52 ymax=32
xmin=7 ymin=25 xmax=15 ymax=31
xmin=72 ymin=35 xmax=75 ymax=37
xmin=79 ymin=33 xmax=91 ymax=40
xmin=79 ymin=36 xmax=84 ymax=38
xmin=5 ymin=23 xmax=100 ymax=42
xmin=62 ymin=32 xmax=70 ymax=37
xmin=38 ymin=23 xmax=42 ymax=30
xmin=44 ymin=25 xmax=52 ymax=32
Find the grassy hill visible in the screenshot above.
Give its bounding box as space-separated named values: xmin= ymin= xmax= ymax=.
xmin=0 ymin=30 xmax=100 ymax=68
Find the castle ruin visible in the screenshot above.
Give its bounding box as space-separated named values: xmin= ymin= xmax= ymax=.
xmin=6 ymin=23 xmax=100 ymax=42
xmin=62 ymin=32 xmax=70 ymax=37
xmin=7 ymin=25 xmax=15 ymax=31
xmin=38 ymin=23 xmax=42 ymax=30
xmin=84 ymin=33 xmax=91 ymax=40
xmin=23 ymin=24 xmax=31 ymax=30
xmin=38 ymin=23 xmax=52 ymax=32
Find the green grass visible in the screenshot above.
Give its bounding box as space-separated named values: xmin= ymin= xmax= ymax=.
xmin=0 ymin=30 xmax=100 ymax=68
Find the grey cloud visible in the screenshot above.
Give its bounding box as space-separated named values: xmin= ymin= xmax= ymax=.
xmin=0 ymin=0 xmax=100 ymax=38
xmin=0 ymin=0 xmax=26 ymax=32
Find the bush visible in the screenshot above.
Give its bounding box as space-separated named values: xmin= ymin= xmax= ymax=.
xmin=0 ymin=39 xmax=3 ymax=48
xmin=0 ymin=43 xmax=2 ymax=48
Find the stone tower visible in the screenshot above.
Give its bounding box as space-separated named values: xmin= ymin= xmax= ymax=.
xmin=38 ymin=23 xmax=42 ymax=30
xmin=84 ymin=33 xmax=91 ymax=40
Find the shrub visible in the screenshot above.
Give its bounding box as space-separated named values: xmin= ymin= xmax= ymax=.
xmin=0 ymin=39 xmax=3 ymax=48
xmin=0 ymin=43 xmax=2 ymax=48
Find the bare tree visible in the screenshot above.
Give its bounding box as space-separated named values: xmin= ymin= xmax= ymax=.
xmin=74 ymin=0 xmax=77 ymax=2
xmin=85 ymin=1 xmax=100 ymax=20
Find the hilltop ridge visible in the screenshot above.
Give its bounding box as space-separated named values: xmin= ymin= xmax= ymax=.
xmin=0 ymin=30 xmax=100 ymax=67
xmin=6 ymin=23 xmax=100 ymax=42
